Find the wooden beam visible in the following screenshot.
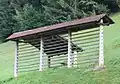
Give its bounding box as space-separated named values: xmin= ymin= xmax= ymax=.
xmin=67 ymin=30 xmax=72 ymax=68
xmin=99 ymin=19 xmax=104 ymax=66
xmin=73 ymin=51 xmax=77 ymax=67
xmin=48 ymin=56 xmax=51 ymax=68
xmin=39 ymin=36 xmax=44 ymax=71
xmin=14 ymin=41 xmax=19 ymax=77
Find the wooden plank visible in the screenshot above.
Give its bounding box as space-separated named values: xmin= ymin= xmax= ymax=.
xmin=18 ymin=65 xmax=39 ymax=69
xmin=99 ymin=19 xmax=104 ymax=66
xmin=45 ymin=45 xmax=68 ymax=51
xmin=18 ymin=50 xmax=39 ymax=55
xmin=19 ymin=47 xmax=38 ymax=53
xmin=74 ymin=39 xmax=99 ymax=45
xmin=72 ymin=34 xmax=99 ymax=41
xmin=72 ymin=30 xmax=99 ymax=38
xmin=19 ymin=44 xmax=39 ymax=50
xmin=73 ymin=51 xmax=77 ymax=67
xmin=72 ymin=28 xmax=99 ymax=36
xmin=18 ymin=59 xmax=39 ymax=64
xmin=74 ymin=53 xmax=99 ymax=58
xmin=72 ymin=35 xmax=99 ymax=42
xmin=19 ymin=53 xmax=39 ymax=58
xmin=39 ymin=36 xmax=44 ymax=71
xmin=67 ymin=30 xmax=72 ymax=68
xmin=18 ymin=56 xmax=39 ymax=61
xmin=14 ymin=41 xmax=19 ymax=77
xmin=18 ymin=68 xmax=39 ymax=72
xmin=19 ymin=51 xmax=39 ymax=56
xmin=18 ymin=62 xmax=39 ymax=67
xmin=72 ymin=33 xmax=99 ymax=40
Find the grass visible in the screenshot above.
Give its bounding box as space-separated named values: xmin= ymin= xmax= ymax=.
xmin=0 ymin=13 xmax=120 ymax=84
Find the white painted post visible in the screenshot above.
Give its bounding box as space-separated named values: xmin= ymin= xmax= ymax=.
xmin=73 ymin=51 xmax=77 ymax=67
xmin=99 ymin=19 xmax=104 ymax=66
xmin=68 ymin=30 xmax=72 ymax=68
xmin=14 ymin=41 xmax=18 ymax=77
xmin=39 ymin=36 xmax=44 ymax=71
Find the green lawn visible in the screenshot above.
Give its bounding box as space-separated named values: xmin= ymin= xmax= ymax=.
xmin=0 ymin=13 xmax=120 ymax=84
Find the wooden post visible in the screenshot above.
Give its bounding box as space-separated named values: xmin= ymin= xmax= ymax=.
xmin=67 ymin=30 xmax=72 ymax=68
xmin=99 ymin=19 xmax=104 ymax=66
xmin=48 ymin=56 xmax=51 ymax=68
xmin=73 ymin=51 xmax=77 ymax=67
xmin=14 ymin=41 xmax=18 ymax=77
xmin=39 ymin=36 xmax=44 ymax=71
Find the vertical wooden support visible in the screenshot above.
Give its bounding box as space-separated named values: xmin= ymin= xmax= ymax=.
xmin=14 ymin=41 xmax=18 ymax=77
xmin=67 ymin=30 xmax=72 ymax=68
xmin=48 ymin=56 xmax=51 ymax=68
xmin=73 ymin=51 xmax=77 ymax=67
xmin=39 ymin=36 xmax=44 ymax=71
xmin=99 ymin=19 xmax=104 ymax=66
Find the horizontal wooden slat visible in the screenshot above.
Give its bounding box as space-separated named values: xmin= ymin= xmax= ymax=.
xmin=72 ymin=36 xmax=99 ymax=42
xmin=19 ymin=53 xmax=39 ymax=58
xmin=82 ymin=46 xmax=99 ymax=50
xmin=51 ymin=55 xmax=67 ymax=59
xmin=18 ymin=50 xmax=39 ymax=55
xmin=45 ymin=45 xmax=68 ymax=51
xmin=18 ymin=56 xmax=39 ymax=61
xmin=45 ymin=48 xmax=68 ymax=54
xmin=18 ymin=68 xmax=39 ymax=72
xmin=47 ymin=51 xmax=67 ymax=57
xmin=72 ymin=53 xmax=99 ymax=58
xmin=18 ymin=62 xmax=40 ymax=67
xmin=72 ymin=34 xmax=99 ymax=40
xmin=18 ymin=65 xmax=39 ymax=69
xmin=45 ymin=42 xmax=67 ymax=48
xmin=77 ymin=59 xmax=98 ymax=64
xmin=19 ymin=51 xmax=39 ymax=56
xmin=19 ymin=47 xmax=38 ymax=52
xmin=72 ymin=33 xmax=99 ymax=40
xmin=74 ymin=39 xmax=99 ymax=46
xmin=19 ymin=44 xmax=39 ymax=50
xmin=79 ymin=43 xmax=99 ymax=48
xmin=50 ymin=58 xmax=67 ymax=62
xmin=44 ymin=40 xmax=65 ymax=45
xmin=72 ymin=30 xmax=99 ymax=38
xmin=72 ymin=28 xmax=99 ymax=35
xmin=76 ymin=56 xmax=99 ymax=61
xmin=18 ymin=59 xmax=39 ymax=64
xmin=77 ymin=49 xmax=99 ymax=55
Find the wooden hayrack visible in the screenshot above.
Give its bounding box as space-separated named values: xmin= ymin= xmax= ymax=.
xmin=7 ymin=14 xmax=114 ymax=77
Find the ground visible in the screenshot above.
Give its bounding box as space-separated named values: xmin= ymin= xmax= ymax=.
xmin=0 ymin=13 xmax=120 ymax=84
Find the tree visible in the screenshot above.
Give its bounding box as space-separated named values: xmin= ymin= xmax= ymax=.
xmin=15 ymin=0 xmax=109 ymax=30
xmin=0 ymin=0 xmax=16 ymax=42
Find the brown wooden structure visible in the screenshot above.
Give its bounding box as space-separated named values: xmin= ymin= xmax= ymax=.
xmin=7 ymin=14 xmax=114 ymax=77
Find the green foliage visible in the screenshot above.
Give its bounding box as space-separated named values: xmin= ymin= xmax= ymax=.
xmin=0 ymin=0 xmax=109 ymax=41
xmin=0 ymin=0 xmax=16 ymax=42
xmin=14 ymin=4 xmax=45 ymax=32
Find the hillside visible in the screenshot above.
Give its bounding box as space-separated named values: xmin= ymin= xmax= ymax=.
xmin=0 ymin=13 xmax=120 ymax=84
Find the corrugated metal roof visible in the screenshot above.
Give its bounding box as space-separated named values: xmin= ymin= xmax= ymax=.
xmin=7 ymin=14 xmax=114 ymax=40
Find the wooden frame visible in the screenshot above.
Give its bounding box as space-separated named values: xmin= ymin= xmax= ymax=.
xmin=99 ymin=19 xmax=104 ymax=66
xmin=14 ymin=41 xmax=19 ymax=77
xmin=10 ymin=14 xmax=114 ymax=77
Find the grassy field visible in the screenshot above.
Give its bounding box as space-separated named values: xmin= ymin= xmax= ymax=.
xmin=0 ymin=13 xmax=120 ymax=84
